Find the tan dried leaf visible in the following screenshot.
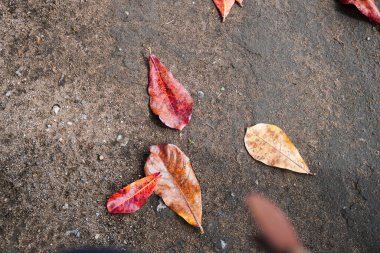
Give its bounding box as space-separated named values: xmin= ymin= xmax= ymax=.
xmin=144 ymin=144 xmax=204 ymax=233
xmin=244 ymin=123 xmax=314 ymax=175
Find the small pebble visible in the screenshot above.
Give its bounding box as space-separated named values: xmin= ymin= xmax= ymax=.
xmin=47 ymin=124 xmax=52 ymax=128
xmin=15 ymin=68 xmax=23 ymax=77
xmin=221 ymin=87 xmax=225 ymax=91
xmin=156 ymin=200 xmax=167 ymax=212
xmin=67 ymin=121 xmax=73 ymax=126
xmin=65 ymin=228 xmax=80 ymax=238
xmin=197 ymin=90 xmax=205 ymax=99
xmin=116 ymin=134 xmax=123 ymax=142
xmin=255 ymin=179 xmax=258 ymax=185
xmin=51 ymin=104 xmax=61 ymax=115
xmin=58 ymin=74 xmax=65 ymax=86
xmin=116 ymin=134 xmax=129 ymax=147
xmin=98 ymin=155 xmax=104 ymax=161
xmin=221 ymin=240 xmax=227 ymax=249
xmin=125 ymin=11 xmax=129 ymax=16
xmin=63 ymin=203 xmax=69 ymax=209
xmin=5 ymin=91 xmax=12 ymax=97
xmin=95 ymin=234 xmax=100 ymax=240
xmin=366 ymin=37 xmax=371 ymax=41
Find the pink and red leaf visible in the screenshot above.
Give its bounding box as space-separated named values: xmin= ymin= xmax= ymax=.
xmin=341 ymin=0 xmax=380 ymax=25
xmin=148 ymin=53 xmax=193 ymax=130
xmin=107 ymin=172 xmax=161 ymax=214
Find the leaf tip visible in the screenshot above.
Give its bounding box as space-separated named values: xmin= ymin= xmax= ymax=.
xmin=199 ymin=225 xmax=205 ymax=234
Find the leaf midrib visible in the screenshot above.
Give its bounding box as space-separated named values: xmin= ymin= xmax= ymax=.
xmin=250 ymin=133 xmax=309 ymax=174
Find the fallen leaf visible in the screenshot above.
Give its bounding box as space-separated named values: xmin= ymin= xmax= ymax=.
xmin=148 ymin=52 xmax=193 ymax=130
xmin=213 ymin=0 xmax=242 ymax=21
xmin=107 ymin=172 xmax=161 ymax=214
xmin=341 ymin=0 xmax=380 ymax=25
xmin=236 ymin=0 xmax=243 ymax=7
xmin=244 ymin=123 xmax=314 ymax=175
xmin=144 ymin=144 xmax=204 ymax=233
xmin=246 ymin=193 xmax=305 ymax=253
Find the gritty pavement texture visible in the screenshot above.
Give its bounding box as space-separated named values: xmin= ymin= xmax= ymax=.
xmin=0 ymin=0 xmax=379 ymax=252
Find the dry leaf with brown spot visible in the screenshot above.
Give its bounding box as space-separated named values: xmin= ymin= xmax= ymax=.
xmin=144 ymin=144 xmax=204 ymax=233
xmin=244 ymin=123 xmax=314 ymax=175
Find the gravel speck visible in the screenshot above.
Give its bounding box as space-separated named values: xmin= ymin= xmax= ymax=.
xmin=15 ymin=68 xmax=23 ymax=76
xmin=221 ymin=240 xmax=227 ymax=249
xmin=95 ymin=234 xmax=100 ymax=240
xmin=58 ymin=74 xmax=65 ymax=86
xmin=5 ymin=91 xmax=12 ymax=97
xmin=116 ymin=134 xmax=129 ymax=147
xmin=116 ymin=134 xmax=123 ymax=142
xmin=156 ymin=200 xmax=167 ymax=212
xmin=197 ymin=90 xmax=205 ymax=99
xmin=65 ymin=228 xmax=80 ymax=238
xmin=98 ymin=155 xmax=104 ymax=161
xmin=62 ymin=203 xmax=69 ymax=209
xmin=51 ymin=104 xmax=61 ymax=115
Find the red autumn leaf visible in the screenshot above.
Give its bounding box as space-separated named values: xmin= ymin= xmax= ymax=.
xmin=246 ymin=193 xmax=305 ymax=253
xmin=144 ymin=144 xmax=204 ymax=233
xmin=148 ymin=53 xmax=193 ymax=131
xmin=213 ymin=0 xmax=243 ymax=22
xmin=107 ymin=172 xmax=161 ymax=214
xmin=341 ymin=0 xmax=380 ymax=25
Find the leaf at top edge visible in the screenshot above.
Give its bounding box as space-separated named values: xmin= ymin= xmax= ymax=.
xmin=107 ymin=172 xmax=161 ymax=214
xmin=213 ymin=0 xmax=241 ymax=21
xmin=244 ymin=123 xmax=314 ymax=175
xmin=340 ymin=0 xmax=380 ymax=25
xmin=144 ymin=144 xmax=204 ymax=234
xmin=148 ymin=53 xmax=193 ymax=131
xmin=246 ymin=193 xmax=304 ymax=253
